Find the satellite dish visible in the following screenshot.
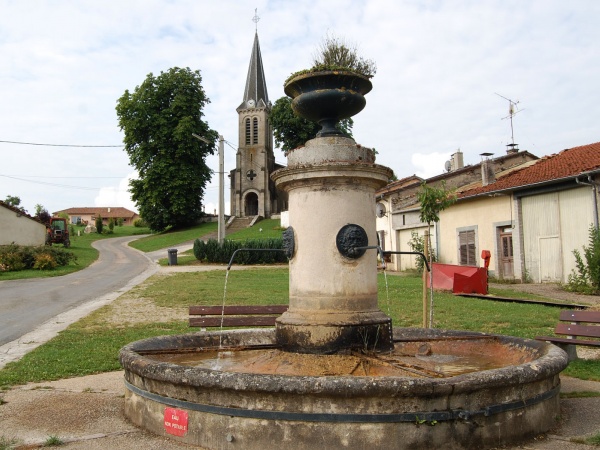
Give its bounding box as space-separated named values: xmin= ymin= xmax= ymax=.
xmin=445 ymin=160 xmax=452 ymax=172
xmin=376 ymin=203 xmax=387 ymax=218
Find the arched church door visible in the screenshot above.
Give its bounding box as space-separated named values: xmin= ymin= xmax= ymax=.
xmin=245 ymin=192 xmax=259 ymax=216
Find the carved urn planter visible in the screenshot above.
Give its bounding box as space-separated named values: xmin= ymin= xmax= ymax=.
xmin=284 ymin=70 xmax=372 ymax=137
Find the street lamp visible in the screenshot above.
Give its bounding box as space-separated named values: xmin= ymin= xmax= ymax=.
xmin=192 ymin=133 xmax=225 ymax=244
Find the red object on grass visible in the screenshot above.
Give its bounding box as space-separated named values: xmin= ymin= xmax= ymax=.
xmin=427 ymin=263 xmax=488 ymax=295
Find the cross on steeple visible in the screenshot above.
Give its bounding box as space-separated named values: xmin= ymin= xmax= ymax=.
xmin=252 ymin=8 xmax=260 ymax=32
xmin=246 ymin=169 xmax=257 ymax=181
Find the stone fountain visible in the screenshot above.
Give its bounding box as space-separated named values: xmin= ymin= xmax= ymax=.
xmin=120 ymin=69 xmax=568 ymax=449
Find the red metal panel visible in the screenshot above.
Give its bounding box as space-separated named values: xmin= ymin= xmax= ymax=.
xmin=427 ymin=263 xmax=488 ymax=294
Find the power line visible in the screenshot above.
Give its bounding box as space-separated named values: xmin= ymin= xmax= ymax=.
xmin=0 ymin=140 xmax=123 ymax=148
xmin=0 ymin=174 xmax=127 ymax=191
xmin=7 ymin=175 xmax=125 ymax=179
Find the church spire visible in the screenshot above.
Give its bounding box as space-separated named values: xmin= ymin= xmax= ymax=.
xmin=239 ymin=31 xmax=269 ymax=109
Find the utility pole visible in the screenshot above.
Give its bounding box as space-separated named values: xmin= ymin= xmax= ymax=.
xmin=217 ymin=135 xmax=225 ymax=243
xmin=192 ymin=133 xmax=226 ymax=243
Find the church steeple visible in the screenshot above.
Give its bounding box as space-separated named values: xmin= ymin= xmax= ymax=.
xmin=231 ymin=22 xmax=286 ymax=220
xmin=238 ymin=32 xmax=269 ymax=110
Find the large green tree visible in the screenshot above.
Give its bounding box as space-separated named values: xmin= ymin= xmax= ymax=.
xmin=116 ymin=67 xmax=217 ymax=231
xmin=269 ymin=96 xmax=353 ymax=153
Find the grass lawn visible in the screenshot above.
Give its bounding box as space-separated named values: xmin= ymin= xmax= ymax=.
xmin=129 ymin=219 xmax=285 ymax=255
xmin=0 ymin=225 xmax=150 ymax=281
xmin=128 ymin=222 xmax=218 ymax=252
xmin=0 ymin=270 xmax=596 ymax=387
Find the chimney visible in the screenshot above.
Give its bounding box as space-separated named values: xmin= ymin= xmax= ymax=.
xmin=506 ymin=143 xmax=519 ymax=154
xmin=108 ymin=207 xmax=111 ymax=213
xmin=480 ymin=153 xmax=495 ymax=186
xmin=450 ymin=150 xmax=464 ymax=171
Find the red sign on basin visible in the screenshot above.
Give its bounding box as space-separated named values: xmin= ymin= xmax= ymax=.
xmin=164 ymin=407 xmax=188 ymax=436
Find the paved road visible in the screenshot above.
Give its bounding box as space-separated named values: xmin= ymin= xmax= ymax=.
xmin=0 ymin=236 xmax=155 ymax=346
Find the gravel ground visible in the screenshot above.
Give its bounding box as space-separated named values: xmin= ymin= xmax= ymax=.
xmin=489 ymin=282 xmax=600 ymax=307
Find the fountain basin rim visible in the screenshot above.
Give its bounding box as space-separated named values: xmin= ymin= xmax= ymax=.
xmin=119 ymin=327 xmax=568 ymax=398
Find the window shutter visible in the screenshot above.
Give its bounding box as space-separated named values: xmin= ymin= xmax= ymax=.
xmin=459 ymin=230 xmax=476 ymax=266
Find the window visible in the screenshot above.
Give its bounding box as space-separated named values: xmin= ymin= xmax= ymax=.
xmin=245 ymin=118 xmax=251 ymax=145
xmin=458 ymin=229 xmax=477 ymax=266
xmin=252 ymin=118 xmax=259 ymax=144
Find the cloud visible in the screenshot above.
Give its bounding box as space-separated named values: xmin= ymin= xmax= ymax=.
xmin=2 ymin=0 xmax=600 ymax=216
xmin=411 ymin=152 xmax=452 ymax=179
xmin=94 ymin=172 xmax=138 ymax=212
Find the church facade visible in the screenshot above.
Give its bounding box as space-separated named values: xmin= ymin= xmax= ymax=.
xmin=229 ymin=32 xmax=286 ymax=218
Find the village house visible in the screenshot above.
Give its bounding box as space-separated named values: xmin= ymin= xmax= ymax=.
xmin=53 ymin=207 xmax=139 ymax=226
xmin=440 ymin=141 xmax=600 ymax=283
xmin=376 ymin=148 xmax=538 ymax=271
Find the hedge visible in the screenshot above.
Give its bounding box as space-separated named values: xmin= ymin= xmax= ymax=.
xmin=193 ymin=238 xmax=287 ymax=265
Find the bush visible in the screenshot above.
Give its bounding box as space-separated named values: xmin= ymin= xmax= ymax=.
xmin=33 ymin=253 xmax=57 ymax=270
xmin=193 ymin=238 xmax=287 ymax=265
xmin=133 ymin=218 xmax=148 ymax=228
xmin=193 ymin=239 xmax=206 ymax=260
xmin=566 ymin=225 xmax=600 ymax=294
xmin=406 ymin=231 xmax=436 ymax=273
xmin=0 ymin=250 xmax=26 ymax=271
xmin=95 ymin=215 xmax=103 ymax=234
xmin=0 ymin=244 xmax=76 ymax=272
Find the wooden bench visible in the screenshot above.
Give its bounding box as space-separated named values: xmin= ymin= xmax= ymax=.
xmin=536 ymin=310 xmax=600 ymax=361
xmin=189 ymin=305 xmax=288 ymax=329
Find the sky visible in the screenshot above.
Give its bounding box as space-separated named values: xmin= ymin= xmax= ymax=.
xmin=1 ymin=0 xmax=599 ymax=216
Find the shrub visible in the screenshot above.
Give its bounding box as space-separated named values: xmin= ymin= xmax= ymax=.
xmin=108 ymin=218 xmax=115 ymax=232
xmin=0 ymin=251 xmax=26 ymax=271
xmin=95 ymin=215 xmax=103 ymax=234
xmin=566 ymin=225 xmax=600 ymax=294
xmin=193 ymin=238 xmax=287 ymax=265
xmin=33 ymin=253 xmax=57 ymax=270
xmin=133 ymin=218 xmax=148 ymax=228
xmin=117 ymin=217 xmax=124 ymax=227
xmin=193 ymin=239 xmax=206 ymax=261
xmin=406 ymin=231 xmax=436 ymax=273
xmin=35 ymin=246 xmax=77 ymax=267
xmin=0 ymin=245 xmax=76 ymax=272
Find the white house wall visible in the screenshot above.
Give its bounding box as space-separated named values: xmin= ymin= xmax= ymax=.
xmin=521 ymin=186 xmax=594 ymax=283
xmin=390 ymin=210 xmax=434 ymax=271
xmin=438 ymin=195 xmax=512 ymax=275
xmin=0 ymin=206 xmax=46 ymax=246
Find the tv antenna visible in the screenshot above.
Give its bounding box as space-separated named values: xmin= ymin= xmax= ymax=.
xmin=495 ymin=93 xmax=523 ymax=148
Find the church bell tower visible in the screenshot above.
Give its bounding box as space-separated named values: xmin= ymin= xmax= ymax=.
xmin=230 ymin=31 xmax=279 ymax=218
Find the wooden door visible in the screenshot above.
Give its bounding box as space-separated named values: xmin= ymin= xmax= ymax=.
xmin=500 ymin=231 xmax=514 ymax=279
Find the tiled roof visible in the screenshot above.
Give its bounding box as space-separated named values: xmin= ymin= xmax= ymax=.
xmin=376 ymin=175 xmax=423 ymax=196
xmin=459 ymin=141 xmax=600 ymax=198
xmin=53 ymin=207 xmax=138 ymax=218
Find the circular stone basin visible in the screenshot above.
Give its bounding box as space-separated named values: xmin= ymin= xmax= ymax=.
xmin=120 ymin=327 xmax=567 ymax=450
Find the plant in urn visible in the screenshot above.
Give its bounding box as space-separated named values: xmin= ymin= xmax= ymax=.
xmin=284 ymin=35 xmax=376 ymax=137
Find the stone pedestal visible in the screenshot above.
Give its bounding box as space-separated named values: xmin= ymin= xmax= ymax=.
xmin=272 ymin=136 xmax=394 ymax=353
